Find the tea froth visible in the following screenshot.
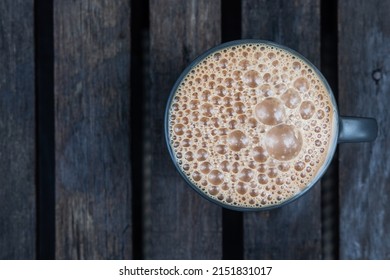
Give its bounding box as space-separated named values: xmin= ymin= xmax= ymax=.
xmin=168 ymin=43 xmax=336 ymax=208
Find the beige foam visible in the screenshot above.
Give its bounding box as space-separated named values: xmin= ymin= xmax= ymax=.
xmin=169 ymin=43 xmax=336 ymax=208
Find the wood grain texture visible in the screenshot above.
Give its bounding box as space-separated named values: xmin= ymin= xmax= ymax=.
xmin=338 ymin=0 xmax=390 ymax=259
xmin=0 ymin=0 xmax=36 ymax=259
xmin=146 ymin=0 xmax=222 ymax=259
xmin=242 ymin=0 xmax=322 ymax=259
xmin=54 ymin=0 xmax=132 ymax=259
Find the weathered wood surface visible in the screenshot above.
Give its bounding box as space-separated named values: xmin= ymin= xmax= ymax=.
xmin=338 ymin=0 xmax=390 ymax=259
xmin=242 ymin=0 xmax=322 ymax=259
xmin=54 ymin=0 xmax=132 ymax=259
xmin=0 ymin=0 xmax=36 ymax=259
xmin=2 ymin=0 xmax=390 ymax=260
xmin=145 ymin=0 xmax=223 ymax=259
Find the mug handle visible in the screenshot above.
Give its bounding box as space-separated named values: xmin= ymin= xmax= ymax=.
xmin=338 ymin=116 xmax=378 ymax=143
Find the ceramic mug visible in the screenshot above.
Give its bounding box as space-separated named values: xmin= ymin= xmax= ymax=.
xmin=165 ymin=40 xmax=377 ymax=211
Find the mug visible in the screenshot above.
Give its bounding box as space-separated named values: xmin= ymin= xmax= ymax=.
xmin=164 ymin=40 xmax=378 ymax=211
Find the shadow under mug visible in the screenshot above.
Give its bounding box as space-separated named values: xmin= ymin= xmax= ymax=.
xmin=165 ymin=39 xmax=378 ymax=211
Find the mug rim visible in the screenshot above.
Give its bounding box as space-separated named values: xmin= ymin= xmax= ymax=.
xmin=164 ymin=39 xmax=339 ymax=211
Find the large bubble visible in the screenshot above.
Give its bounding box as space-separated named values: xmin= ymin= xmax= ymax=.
xmin=300 ymin=101 xmax=316 ymax=119
xmin=254 ymin=97 xmax=285 ymax=125
xmin=208 ymin=170 xmax=224 ymax=185
xmin=243 ymin=70 xmax=261 ymax=88
xmin=293 ymin=77 xmax=310 ymax=92
xmin=264 ymin=124 xmax=303 ymax=161
xmin=281 ymin=88 xmax=301 ymax=109
xmin=238 ymin=168 xmax=254 ymax=182
xmin=227 ymin=130 xmax=248 ymax=151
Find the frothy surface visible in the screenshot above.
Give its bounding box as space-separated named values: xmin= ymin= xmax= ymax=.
xmin=168 ymin=43 xmax=336 ymax=208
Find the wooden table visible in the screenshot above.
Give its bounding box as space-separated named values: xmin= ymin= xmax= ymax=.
xmin=0 ymin=0 xmax=388 ymax=260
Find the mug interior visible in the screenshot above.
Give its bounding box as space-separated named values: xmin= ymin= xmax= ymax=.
xmin=164 ymin=39 xmax=339 ymax=211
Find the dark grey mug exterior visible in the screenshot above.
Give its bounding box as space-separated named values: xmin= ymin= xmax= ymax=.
xmin=164 ymin=39 xmax=378 ymax=211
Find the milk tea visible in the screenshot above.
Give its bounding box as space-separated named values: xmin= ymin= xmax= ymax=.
xmin=168 ymin=42 xmax=336 ymax=208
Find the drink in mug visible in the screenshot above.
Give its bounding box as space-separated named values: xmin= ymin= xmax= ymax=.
xmin=165 ymin=40 xmax=376 ymax=210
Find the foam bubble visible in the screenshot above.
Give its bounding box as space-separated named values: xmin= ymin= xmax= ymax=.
xmin=192 ymin=171 xmax=202 ymax=182
xmin=254 ymin=97 xmax=285 ymax=125
xmin=208 ymin=170 xmax=224 ymax=185
xmin=294 ymin=77 xmax=310 ymax=92
xmin=239 ymin=59 xmax=250 ymax=70
xmin=200 ymin=103 xmax=213 ymax=117
xmin=300 ymin=101 xmax=316 ymax=119
xmin=276 ymin=178 xmax=284 ymax=185
xmin=228 ymin=120 xmax=237 ymax=130
xmin=173 ymin=124 xmax=185 ymax=135
xmin=264 ymin=124 xmax=303 ymax=161
xmin=281 ymin=88 xmax=301 ymax=109
xmin=226 ymin=107 xmax=234 ymax=117
xmin=243 ymin=70 xmax=261 ymax=88
xmin=184 ymin=151 xmax=194 ymax=161
xmin=236 ymin=182 xmax=249 ymax=195
xmin=227 ymin=130 xmax=248 ymax=151
xmin=267 ymin=168 xmax=278 ymax=178
xmin=252 ymin=146 xmax=268 ymax=163
xmin=278 ymin=163 xmax=290 ymax=172
xmin=231 ymin=162 xmax=240 ymax=173
xmin=254 ymin=52 xmax=262 ymax=59
xmin=216 ymin=144 xmax=228 ymax=155
xmin=215 ymin=85 xmax=226 ymax=97
xmin=292 ymin=61 xmax=301 ymax=70
xmin=223 ymin=97 xmax=233 ymax=107
xmin=232 ymin=70 xmax=242 ymax=81
xmin=199 ymin=162 xmax=211 ymax=174
xmin=211 ymin=96 xmax=221 ymax=106
xmin=237 ymin=114 xmax=247 ymax=124
xmin=183 ymin=164 xmax=190 ymax=171
xmin=267 ymin=52 xmax=276 ymax=59
xmin=317 ymin=109 xmax=325 ymax=119
xmin=238 ymin=168 xmax=254 ymax=182
xmin=208 ymin=186 xmax=220 ymax=195
xmin=275 ymin=83 xmax=287 ymax=95
xmin=258 ymin=174 xmax=268 ymax=184
xmin=224 ymin=78 xmax=234 ymax=88
xmin=248 ymin=161 xmax=256 ymax=169
xmin=196 ymin=149 xmax=209 ymax=161
xmin=248 ymin=118 xmax=258 ymax=128
xmin=219 ymin=58 xmax=228 ymax=68
xmin=221 ymin=182 xmax=229 ymax=191
xmin=249 ymin=189 xmax=259 ymax=197
xmin=234 ymin=102 xmax=245 ymax=114
xmin=220 ymin=161 xmax=230 ymax=172
xmin=257 ymin=164 xmax=267 ymax=173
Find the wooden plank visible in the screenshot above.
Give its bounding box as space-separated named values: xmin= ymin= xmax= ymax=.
xmin=54 ymin=0 xmax=132 ymax=259
xmin=338 ymin=0 xmax=390 ymax=259
xmin=146 ymin=0 xmax=222 ymax=259
xmin=0 ymin=0 xmax=36 ymax=259
xmin=242 ymin=0 xmax=322 ymax=259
